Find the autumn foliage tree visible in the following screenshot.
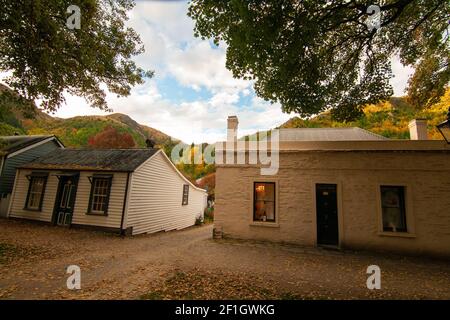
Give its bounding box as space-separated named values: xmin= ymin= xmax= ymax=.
xmin=175 ymin=143 xmax=215 ymax=181
xmin=196 ymin=173 xmax=215 ymax=199
xmin=88 ymin=126 xmax=136 ymax=149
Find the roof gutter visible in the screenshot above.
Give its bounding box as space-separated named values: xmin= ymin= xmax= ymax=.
xmin=120 ymin=172 xmax=131 ymax=236
xmin=19 ymin=166 xmax=134 ymax=172
xmin=6 ymin=136 xmax=59 ymax=159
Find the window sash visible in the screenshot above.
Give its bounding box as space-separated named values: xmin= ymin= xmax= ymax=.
xmin=26 ymin=176 xmax=47 ymax=210
xmin=380 ymin=186 xmax=407 ymax=232
xmin=88 ymin=177 xmax=112 ymax=215
xmin=253 ymin=182 xmax=276 ymax=222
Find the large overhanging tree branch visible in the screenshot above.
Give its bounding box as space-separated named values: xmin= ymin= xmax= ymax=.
xmin=0 ymin=0 xmax=153 ymax=113
xmin=188 ymin=0 xmax=450 ymax=121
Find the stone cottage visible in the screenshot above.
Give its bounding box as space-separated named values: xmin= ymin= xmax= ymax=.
xmin=214 ymin=116 xmax=450 ymax=258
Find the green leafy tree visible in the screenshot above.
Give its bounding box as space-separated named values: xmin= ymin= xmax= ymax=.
xmin=0 ymin=0 xmax=153 ymax=113
xmin=0 ymin=84 xmax=36 ymax=121
xmin=407 ymin=50 xmax=450 ymax=109
xmin=188 ymin=0 xmax=450 ymax=121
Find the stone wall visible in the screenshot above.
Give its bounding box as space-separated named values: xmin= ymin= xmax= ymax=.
xmin=215 ymin=151 xmax=450 ymax=258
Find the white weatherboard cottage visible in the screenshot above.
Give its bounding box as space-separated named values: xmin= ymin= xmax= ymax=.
xmin=7 ymin=148 xmax=207 ymax=235
xmin=0 ymin=135 xmax=64 ymax=217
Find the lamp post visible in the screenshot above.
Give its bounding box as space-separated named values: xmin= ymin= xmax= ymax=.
xmin=437 ymin=107 xmax=450 ymax=143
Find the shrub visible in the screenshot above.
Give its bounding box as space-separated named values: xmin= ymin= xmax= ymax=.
xmin=204 ymin=207 xmax=214 ymax=223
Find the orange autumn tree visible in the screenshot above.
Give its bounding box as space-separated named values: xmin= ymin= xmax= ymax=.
xmin=88 ymin=126 xmax=136 ymax=149
xmin=196 ymin=172 xmax=215 ymax=200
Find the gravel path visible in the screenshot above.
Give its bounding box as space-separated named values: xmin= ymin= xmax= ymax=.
xmin=0 ymin=219 xmax=449 ymax=299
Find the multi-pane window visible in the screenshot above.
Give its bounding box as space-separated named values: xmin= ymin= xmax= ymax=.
xmin=182 ymin=184 xmax=189 ymax=205
xmin=381 ymin=186 xmax=407 ymax=232
xmin=253 ymin=182 xmax=276 ymax=222
xmin=88 ymin=177 xmax=112 ymax=215
xmin=25 ymin=175 xmax=47 ymax=210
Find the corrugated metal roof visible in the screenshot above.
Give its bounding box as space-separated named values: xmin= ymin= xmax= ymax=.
xmin=21 ymin=148 xmax=159 ymax=172
xmin=277 ymin=128 xmax=388 ymax=141
xmin=0 ymin=135 xmax=57 ymax=154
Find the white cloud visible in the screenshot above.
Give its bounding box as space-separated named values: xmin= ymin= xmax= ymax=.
xmin=55 ymin=79 xmax=289 ymax=144
xmin=167 ymin=41 xmax=251 ymax=94
xmin=124 ymin=1 xmax=196 ymax=77
xmin=390 ymin=56 xmax=414 ymax=96
xmin=1 ymin=1 xmax=413 ymax=144
xmin=210 ymin=92 xmax=240 ymax=108
xmin=48 ymin=0 xmax=266 ymax=144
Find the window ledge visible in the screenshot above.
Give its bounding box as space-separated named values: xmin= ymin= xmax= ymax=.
xmin=86 ymin=212 xmax=108 ymax=216
xmin=378 ymin=231 xmax=416 ymax=238
xmin=23 ymin=208 xmax=42 ymax=212
xmin=250 ymin=222 xmax=280 ymax=228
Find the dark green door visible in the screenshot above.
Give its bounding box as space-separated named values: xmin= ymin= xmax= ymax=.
xmin=316 ymin=184 xmax=339 ymax=246
xmin=54 ymin=176 xmax=78 ymax=226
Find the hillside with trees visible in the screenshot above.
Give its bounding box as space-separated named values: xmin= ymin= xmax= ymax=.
xmin=0 ymin=84 xmax=177 ymax=150
xmin=22 ymin=113 xmax=176 ymax=149
xmin=279 ymin=90 xmax=450 ymax=140
xmin=0 ymin=84 xmax=211 ymax=182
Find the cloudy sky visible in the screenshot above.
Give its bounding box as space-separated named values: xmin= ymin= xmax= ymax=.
xmin=27 ymin=1 xmax=415 ymax=143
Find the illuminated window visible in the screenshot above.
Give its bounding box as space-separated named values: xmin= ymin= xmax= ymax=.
xmin=253 ymin=182 xmax=275 ymax=222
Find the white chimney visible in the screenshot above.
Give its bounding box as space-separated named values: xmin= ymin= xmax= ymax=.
xmin=227 ymin=116 xmax=239 ymax=142
xmin=408 ymin=119 xmax=428 ymax=140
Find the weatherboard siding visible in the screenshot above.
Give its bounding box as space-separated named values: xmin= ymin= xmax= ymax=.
xmin=8 ymin=169 xmax=59 ymax=222
xmin=70 ymin=171 xmax=127 ymax=229
xmin=0 ymin=139 xmax=61 ymax=195
xmin=126 ymin=151 xmax=207 ymax=235
xmin=8 ymin=169 xmax=127 ymax=229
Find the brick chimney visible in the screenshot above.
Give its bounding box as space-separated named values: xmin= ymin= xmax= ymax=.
xmin=227 ymin=116 xmax=239 ymax=142
xmin=408 ymin=119 xmax=428 ymax=140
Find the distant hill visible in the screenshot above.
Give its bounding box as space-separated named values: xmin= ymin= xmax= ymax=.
xmin=22 ymin=113 xmax=177 ymax=148
xmin=279 ymin=90 xmax=450 ymax=140
xmin=0 ymin=84 xmax=177 ymax=148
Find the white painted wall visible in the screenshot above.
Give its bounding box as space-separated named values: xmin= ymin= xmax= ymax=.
xmin=9 ymin=169 xmax=58 ymax=222
xmin=126 ymin=150 xmax=207 ymax=235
